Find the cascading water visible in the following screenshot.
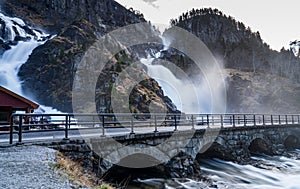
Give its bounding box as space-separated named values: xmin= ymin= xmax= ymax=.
xmin=141 ymin=35 xmax=221 ymax=114
xmin=0 ymin=12 xmax=49 ymax=95
xmin=136 ymin=32 xmax=300 ymax=189
xmin=199 ymin=151 xmax=300 ymax=189
xmin=0 ymin=12 xmax=63 ymax=115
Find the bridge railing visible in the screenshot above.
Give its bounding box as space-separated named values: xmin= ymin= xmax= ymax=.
xmin=8 ymin=113 xmax=300 ymax=144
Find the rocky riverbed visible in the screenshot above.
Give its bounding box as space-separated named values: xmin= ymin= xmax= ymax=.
xmin=0 ymin=145 xmax=89 ymax=189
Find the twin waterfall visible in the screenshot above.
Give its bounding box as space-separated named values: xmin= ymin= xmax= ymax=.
xmin=0 ymin=12 xmax=213 ymax=115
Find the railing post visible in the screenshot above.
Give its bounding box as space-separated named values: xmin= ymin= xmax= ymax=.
xmin=285 ymin=115 xmax=288 ymax=125
xmin=154 ymin=115 xmax=158 ymax=133
xmin=207 ymin=115 xmax=210 ymax=127
xmin=292 ymin=115 xmax=294 ymax=124
xmin=262 ymin=115 xmax=265 ymax=126
xmin=191 ymin=115 xmax=195 ymax=130
xmin=221 ymin=115 xmax=224 ymax=128
xmin=244 ymin=115 xmax=247 ymax=126
xmin=64 ymin=115 xmax=69 ymax=140
xmin=174 ymin=115 xmax=178 ymax=131
xmin=18 ymin=115 xmax=23 ymax=144
xmin=279 ymin=115 xmax=281 ymax=125
xmin=101 ymin=115 xmax=105 ymax=136
xmin=212 ymin=115 xmax=214 ymax=125
xmin=253 ymin=115 xmax=256 ymax=126
xmin=232 ymin=115 xmax=235 ymax=127
xmin=130 ymin=115 xmax=135 ymax=135
xmin=298 ymin=115 xmax=300 ymax=124
xmin=271 ymin=115 xmax=273 ymax=125
xmin=9 ymin=115 xmax=14 ymax=144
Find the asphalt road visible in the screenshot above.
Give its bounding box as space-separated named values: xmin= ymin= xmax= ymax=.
xmin=0 ymin=120 xmax=278 ymax=145
xmin=0 ymin=124 xmax=211 ymax=145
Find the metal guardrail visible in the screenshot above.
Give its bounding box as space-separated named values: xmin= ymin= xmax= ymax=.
xmin=8 ymin=113 xmax=300 ymax=144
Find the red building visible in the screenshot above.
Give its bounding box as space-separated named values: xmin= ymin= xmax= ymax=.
xmin=0 ymin=86 xmax=39 ymax=126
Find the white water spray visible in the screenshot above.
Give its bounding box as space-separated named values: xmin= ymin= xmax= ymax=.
xmin=141 ymin=35 xmax=224 ymax=114
xmin=0 ymin=12 xmax=49 ymax=95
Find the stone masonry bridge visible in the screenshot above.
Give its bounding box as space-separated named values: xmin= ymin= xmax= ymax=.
xmin=6 ymin=113 xmax=300 ymax=178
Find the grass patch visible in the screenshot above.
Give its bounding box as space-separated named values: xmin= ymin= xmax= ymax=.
xmin=54 ymin=152 xmax=114 ymax=189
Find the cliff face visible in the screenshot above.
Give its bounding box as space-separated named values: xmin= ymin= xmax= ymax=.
xmin=2 ymin=0 xmax=177 ymax=114
xmin=2 ymin=0 xmax=144 ymax=33
xmin=166 ymin=8 xmax=300 ymax=113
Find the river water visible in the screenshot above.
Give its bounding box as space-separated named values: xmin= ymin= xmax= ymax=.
xmin=130 ymin=149 xmax=300 ymax=189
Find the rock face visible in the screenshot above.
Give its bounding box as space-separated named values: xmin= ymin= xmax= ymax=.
xmin=3 ymin=0 xmax=177 ymax=113
xmin=225 ymin=69 xmax=300 ymax=113
xmin=19 ymin=19 xmax=97 ymax=112
xmin=2 ymin=0 xmax=143 ymax=33
xmin=166 ymin=8 xmax=300 ymax=113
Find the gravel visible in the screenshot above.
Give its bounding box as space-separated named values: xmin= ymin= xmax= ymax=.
xmin=0 ymin=145 xmax=90 ymax=189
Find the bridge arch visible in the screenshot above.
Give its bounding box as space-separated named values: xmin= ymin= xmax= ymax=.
xmin=104 ymin=153 xmax=168 ymax=181
xmin=248 ymin=138 xmax=272 ymax=155
xmin=196 ymin=141 xmax=229 ymax=160
xmin=284 ymin=135 xmax=299 ymax=150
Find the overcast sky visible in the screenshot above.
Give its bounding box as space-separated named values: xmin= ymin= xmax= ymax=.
xmin=115 ymin=0 xmax=300 ymax=51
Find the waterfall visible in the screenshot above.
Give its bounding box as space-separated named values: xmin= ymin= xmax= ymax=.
xmin=141 ymin=35 xmax=221 ymax=114
xmin=0 ymin=12 xmax=49 ymax=95
xmin=141 ymin=57 xmax=202 ymax=113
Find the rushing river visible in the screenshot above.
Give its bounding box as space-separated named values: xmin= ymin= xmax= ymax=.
xmin=129 ymin=149 xmax=300 ymax=189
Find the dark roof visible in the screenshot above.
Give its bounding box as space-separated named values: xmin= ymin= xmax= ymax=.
xmin=0 ymin=86 xmax=39 ymax=109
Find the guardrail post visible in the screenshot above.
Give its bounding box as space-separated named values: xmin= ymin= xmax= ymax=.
xmin=292 ymin=115 xmax=294 ymax=124
xmin=64 ymin=115 xmax=69 ymax=140
xmin=279 ymin=115 xmax=281 ymax=125
xmin=212 ymin=115 xmax=214 ymax=125
xmin=221 ymin=115 xmax=224 ymax=128
xmin=285 ymin=115 xmax=288 ymax=125
xmin=101 ymin=115 xmax=105 ymax=136
xmin=244 ymin=115 xmax=246 ymax=126
xmin=191 ymin=115 xmax=195 ymax=130
xmin=271 ymin=115 xmax=273 ymax=125
xmin=174 ymin=115 xmax=178 ymax=131
xmin=18 ymin=115 xmax=23 ymax=144
xmin=207 ymin=115 xmax=210 ymax=127
xmin=232 ymin=115 xmax=235 ymax=127
xmin=130 ymin=115 xmax=135 ymax=135
xmin=9 ymin=115 xmax=14 ymax=144
xmin=253 ymin=115 xmax=256 ymax=126
xmin=298 ymin=115 xmax=300 ymax=124
xmin=154 ymin=115 xmax=158 ymax=133
xmin=262 ymin=115 xmax=265 ymax=126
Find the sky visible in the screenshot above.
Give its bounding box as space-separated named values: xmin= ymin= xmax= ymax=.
xmin=115 ymin=0 xmax=300 ymax=51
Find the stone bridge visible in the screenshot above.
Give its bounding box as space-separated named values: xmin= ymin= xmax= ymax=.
xmin=7 ymin=113 xmax=300 ymax=178
xmin=53 ymin=123 xmax=300 ymax=178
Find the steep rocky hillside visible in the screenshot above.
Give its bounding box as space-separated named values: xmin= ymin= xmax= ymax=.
xmin=225 ymin=69 xmax=300 ymax=113
xmin=167 ymin=8 xmax=300 ymax=113
xmin=2 ymin=0 xmax=177 ymax=114
xmin=2 ymin=0 xmax=144 ymax=33
xmin=171 ymin=8 xmax=300 ymax=81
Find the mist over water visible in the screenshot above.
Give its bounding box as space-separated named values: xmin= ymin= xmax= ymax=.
xmin=141 ymin=34 xmax=226 ymax=114
xmin=141 ymin=57 xmax=202 ymax=113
